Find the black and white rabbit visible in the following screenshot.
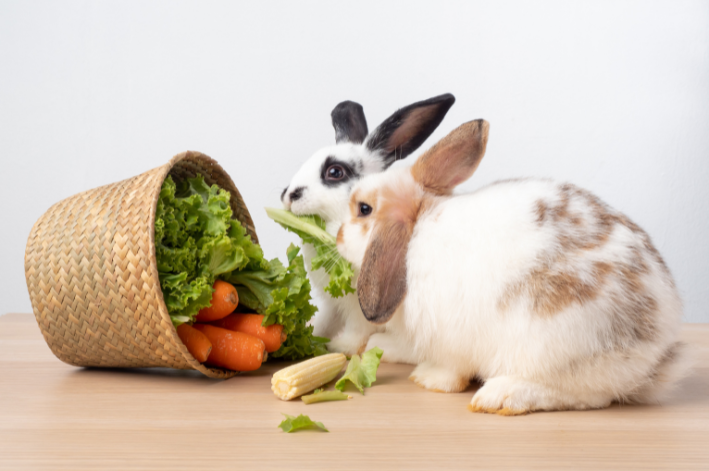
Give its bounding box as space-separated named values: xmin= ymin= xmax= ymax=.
xmin=281 ymin=94 xmax=455 ymax=354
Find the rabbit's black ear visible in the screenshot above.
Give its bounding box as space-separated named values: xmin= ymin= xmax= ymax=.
xmin=366 ymin=93 xmax=455 ymax=168
xmin=332 ymin=101 xmax=369 ymax=144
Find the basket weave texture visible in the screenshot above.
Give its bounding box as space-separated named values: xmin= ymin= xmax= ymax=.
xmin=24 ymin=151 xmax=258 ymax=378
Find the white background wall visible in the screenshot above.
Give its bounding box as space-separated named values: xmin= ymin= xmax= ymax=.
xmin=1 ymin=0 xmax=707 ymax=321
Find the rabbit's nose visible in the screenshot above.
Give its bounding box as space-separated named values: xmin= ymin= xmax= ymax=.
xmin=289 ymin=187 xmax=304 ymax=202
xmin=280 ymin=187 xmax=288 ymax=203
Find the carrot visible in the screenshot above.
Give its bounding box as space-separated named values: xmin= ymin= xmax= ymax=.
xmin=195 ymin=280 xmax=239 ymax=322
xmin=192 ymin=324 xmax=265 ymax=372
xmin=175 ymin=323 xmax=213 ymax=363
xmin=212 ymin=314 xmax=286 ymax=353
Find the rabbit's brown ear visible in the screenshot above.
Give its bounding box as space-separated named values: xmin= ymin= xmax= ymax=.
xmin=412 ymin=119 xmax=489 ymax=195
xmin=357 ymin=219 xmax=412 ymax=324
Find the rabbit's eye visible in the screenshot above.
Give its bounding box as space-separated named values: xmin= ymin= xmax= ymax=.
xmin=358 ymin=203 xmax=373 ymax=217
xmin=326 ymin=165 xmax=345 ymax=181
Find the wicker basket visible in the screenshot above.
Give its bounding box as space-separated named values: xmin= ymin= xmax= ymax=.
xmin=24 ymin=151 xmax=258 ymax=378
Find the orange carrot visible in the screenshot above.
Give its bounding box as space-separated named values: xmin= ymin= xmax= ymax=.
xmin=175 ymin=323 xmax=212 ymax=363
xmin=192 ymin=324 xmax=265 ymax=372
xmin=195 ymin=280 xmax=239 ymax=322
xmin=212 ymin=314 xmax=286 ymax=353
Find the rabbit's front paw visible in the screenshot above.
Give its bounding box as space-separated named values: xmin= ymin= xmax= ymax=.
xmin=365 ymin=333 xmax=416 ymax=364
xmin=409 ymin=362 xmax=469 ymax=393
xmin=327 ymin=334 xmax=369 ymax=356
xmin=469 ymin=375 xmax=596 ymax=415
xmin=469 ymin=376 xmax=532 ymax=416
xmin=470 ymin=376 xmax=612 ymax=415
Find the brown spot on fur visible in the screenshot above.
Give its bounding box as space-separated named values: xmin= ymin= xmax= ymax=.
xmin=336 ymin=226 xmax=344 ymax=245
xmin=608 ymin=292 xmax=659 ymax=343
xmin=500 ymin=183 xmax=663 ymax=344
xmin=500 ymin=260 xmax=613 ymax=317
xmin=535 ymin=200 xmax=547 ymax=225
xmin=549 ymin=184 xmax=572 ymax=222
xmin=530 ymin=183 xmax=671 ymax=271
xmin=607 ymin=252 xmax=659 ymax=343
xmin=500 ymin=253 xmax=658 ymax=342
xmin=554 ymin=184 xmax=669 ymax=275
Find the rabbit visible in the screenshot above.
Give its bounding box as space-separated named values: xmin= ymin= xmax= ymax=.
xmin=336 ymin=119 xmax=689 ymax=414
xmin=281 ymin=93 xmax=455 ymax=355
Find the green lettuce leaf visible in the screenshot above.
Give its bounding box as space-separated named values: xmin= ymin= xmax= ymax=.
xmin=224 ymin=244 xmax=328 ymax=360
xmin=158 ymin=272 xmax=214 ymax=325
xmin=155 ymin=176 xmax=266 ymax=322
xmin=197 ymin=234 xmax=249 ymax=277
xmin=156 ymin=175 xmax=327 ymax=360
xmin=175 ymin=176 xmax=232 ymax=236
xmin=335 ymin=347 xmax=384 ymax=394
xmin=278 ymin=414 xmax=329 ymax=433
xmin=265 ymin=208 xmax=355 ymax=298
xmin=156 ymin=175 xmax=249 ymax=326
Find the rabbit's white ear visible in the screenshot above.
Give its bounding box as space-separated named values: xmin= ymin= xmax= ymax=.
xmin=366 ymin=93 xmax=455 ymax=169
xmin=357 ymin=218 xmax=412 ymax=324
xmin=332 ymin=101 xmax=369 ymax=144
xmin=412 ymin=119 xmax=489 ymax=195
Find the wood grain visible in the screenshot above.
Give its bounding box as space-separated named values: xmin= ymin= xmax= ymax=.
xmin=1 ymin=313 xmax=707 ymax=470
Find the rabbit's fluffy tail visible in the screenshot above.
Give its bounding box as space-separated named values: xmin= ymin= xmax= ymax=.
xmin=626 ymin=341 xmax=693 ymax=404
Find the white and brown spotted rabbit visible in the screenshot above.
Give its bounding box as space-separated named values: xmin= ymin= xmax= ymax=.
xmin=337 ymin=119 xmax=689 ymax=414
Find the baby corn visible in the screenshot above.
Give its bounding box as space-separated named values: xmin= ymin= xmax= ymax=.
xmin=271 ymin=353 xmax=347 ymax=400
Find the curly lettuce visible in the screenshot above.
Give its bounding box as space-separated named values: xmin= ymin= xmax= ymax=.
xmin=265 ymin=208 xmax=355 ymax=298
xmin=156 ymin=175 xmax=326 ymax=360
xmin=335 ymin=347 xmax=383 ymax=394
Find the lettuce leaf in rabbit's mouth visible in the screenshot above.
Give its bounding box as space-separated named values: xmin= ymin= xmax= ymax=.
xmin=265 ymin=208 xmax=355 ymax=298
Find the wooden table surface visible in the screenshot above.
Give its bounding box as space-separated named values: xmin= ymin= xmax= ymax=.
xmin=1 ymin=313 xmax=708 ymax=470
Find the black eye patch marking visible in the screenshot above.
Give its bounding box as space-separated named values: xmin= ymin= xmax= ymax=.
xmin=320 ymin=156 xmax=360 ymax=188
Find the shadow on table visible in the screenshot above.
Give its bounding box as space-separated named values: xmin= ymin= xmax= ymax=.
xmin=68 ymin=366 xmax=219 ymax=385
xmin=61 ymin=358 xmax=290 ymax=384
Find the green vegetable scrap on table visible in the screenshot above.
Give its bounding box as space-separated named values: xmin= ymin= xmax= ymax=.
xmin=155 ymin=175 xmax=328 ymax=360
xmin=335 ymin=347 xmax=384 ymax=394
xmin=278 ymin=414 xmax=329 ymax=433
xmin=265 ymin=208 xmax=355 ymax=298
xmin=301 ymin=389 xmax=351 ymax=405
